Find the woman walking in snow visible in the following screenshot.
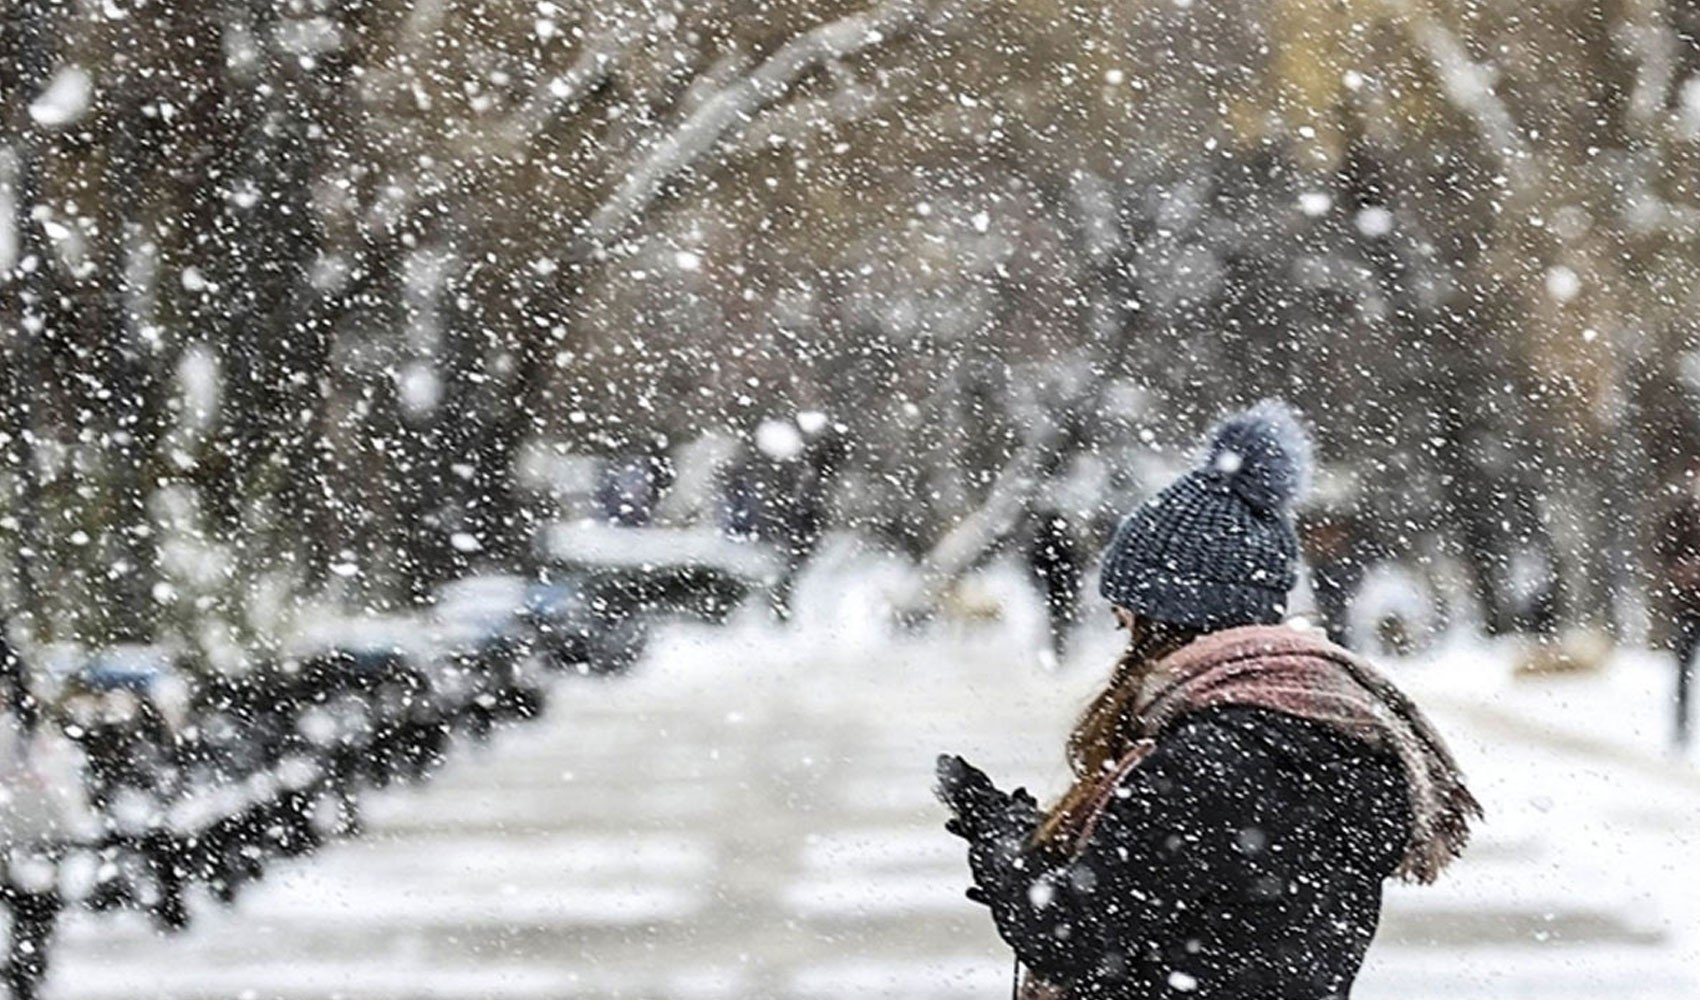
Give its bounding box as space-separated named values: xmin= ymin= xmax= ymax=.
xmin=936 ymin=402 xmax=1479 ymax=999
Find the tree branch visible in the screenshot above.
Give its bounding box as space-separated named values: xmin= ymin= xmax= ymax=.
xmin=584 ymin=0 xmax=927 ymax=245
xmin=1624 ymin=0 xmax=1677 ymax=134
xmin=733 ymin=69 xmax=885 ymax=153
xmin=494 ymin=32 xmax=625 ymax=151
xmin=1384 ymin=0 xmax=1533 ymax=188
xmin=892 ymin=359 xmax=1105 ymax=624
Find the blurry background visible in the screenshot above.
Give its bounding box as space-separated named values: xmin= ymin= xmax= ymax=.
xmin=2 ymin=0 xmax=1700 ymax=996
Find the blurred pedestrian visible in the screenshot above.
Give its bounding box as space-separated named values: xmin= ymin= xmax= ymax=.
xmin=1300 ymin=506 xmax=1368 ymax=648
xmin=1023 ymin=508 xmax=1083 ymax=665
xmin=723 ymin=415 xmax=845 ymax=619
xmin=1656 ymin=472 xmax=1700 ymax=747
xmin=596 ymin=452 xmax=670 ymax=527
xmin=936 ymin=402 xmax=1479 ymax=999
xmin=1021 ymin=453 xmax=1108 ymax=666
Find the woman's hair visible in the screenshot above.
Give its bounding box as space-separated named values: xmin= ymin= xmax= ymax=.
xmin=1032 ymin=615 xmax=1202 ymax=847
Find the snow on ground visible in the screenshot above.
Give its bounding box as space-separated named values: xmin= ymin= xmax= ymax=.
xmin=42 ymin=549 xmax=1700 ymax=998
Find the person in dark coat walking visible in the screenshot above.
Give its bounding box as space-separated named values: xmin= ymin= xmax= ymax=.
xmin=1024 ymin=507 xmax=1084 ymax=663
xmin=1656 ymin=474 xmax=1700 ymax=747
xmin=936 ymin=402 xmax=1480 ymax=1000
xmin=1300 ymin=505 xmax=1369 ymax=649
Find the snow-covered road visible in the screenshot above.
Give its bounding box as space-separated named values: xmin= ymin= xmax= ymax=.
xmin=41 ymin=573 xmax=1700 ymax=999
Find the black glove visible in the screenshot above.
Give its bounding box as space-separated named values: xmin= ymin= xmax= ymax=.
xmin=936 ymin=754 xmax=1042 ymax=910
xmin=966 ymin=827 xmax=1019 ymax=895
xmin=935 ymin=754 xmax=1038 ymax=840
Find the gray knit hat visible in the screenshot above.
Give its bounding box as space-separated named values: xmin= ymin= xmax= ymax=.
xmin=1099 ymin=401 xmax=1312 ymax=630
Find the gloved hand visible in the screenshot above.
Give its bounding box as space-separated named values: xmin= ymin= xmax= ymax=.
xmin=934 ymin=754 xmax=1039 ymax=838
xmin=935 ymin=754 xmax=1040 ymax=907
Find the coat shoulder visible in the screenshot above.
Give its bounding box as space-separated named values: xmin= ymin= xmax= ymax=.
xmin=1190 ymin=704 xmax=1412 ymax=867
xmin=1173 ymin=703 xmax=1403 ymax=778
xmin=1165 ymin=706 xmax=1410 ymax=829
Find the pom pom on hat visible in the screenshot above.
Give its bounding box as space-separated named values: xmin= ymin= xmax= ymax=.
xmin=1204 ymin=399 xmax=1312 ymax=517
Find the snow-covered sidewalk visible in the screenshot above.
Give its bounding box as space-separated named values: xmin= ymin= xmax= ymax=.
xmin=40 ymin=563 xmax=1700 ymax=998
xmin=1359 ymin=638 xmax=1699 ymax=997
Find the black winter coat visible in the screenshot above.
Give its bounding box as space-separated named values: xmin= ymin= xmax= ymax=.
xmin=978 ymin=705 xmax=1412 ymax=999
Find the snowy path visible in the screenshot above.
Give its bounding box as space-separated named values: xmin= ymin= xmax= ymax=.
xmin=42 ymin=616 xmax=1700 ymax=999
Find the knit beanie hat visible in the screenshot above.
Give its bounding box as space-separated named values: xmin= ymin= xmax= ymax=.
xmin=1099 ymin=400 xmax=1312 ymax=630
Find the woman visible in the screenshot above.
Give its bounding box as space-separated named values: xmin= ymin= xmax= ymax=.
xmin=937 ymin=402 xmax=1479 ymax=999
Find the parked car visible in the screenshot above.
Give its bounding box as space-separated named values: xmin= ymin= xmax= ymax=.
xmin=431 ymin=575 xmax=547 ymax=732
xmin=284 ymin=619 xmax=440 ymax=784
xmin=534 ymin=522 xmax=784 ymax=674
xmin=56 ymin=646 xmax=187 ymax=824
xmin=523 ymin=576 xmax=649 ymax=675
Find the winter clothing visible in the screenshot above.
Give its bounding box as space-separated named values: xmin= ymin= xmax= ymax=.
xmin=936 ymin=754 xmax=1038 ymax=844
xmin=1670 ymin=615 xmax=1699 ymax=748
xmin=943 ymin=625 xmax=1478 ymax=1000
xmin=1656 ymin=489 xmax=1700 ymax=745
xmin=1104 ymin=625 xmax=1477 ymax=882
xmin=1026 ymin=510 xmax=1084 ymax=659
xmin=991 ymin=705 xmax=1409 ymax=1000
xmin=1099 ymin=402 xmax=1311 ymax=631
xmin=1301 ymin=511 xmax=1369 ymax=649
xmin=1657 ymin=490 xmax=1700 ymax=606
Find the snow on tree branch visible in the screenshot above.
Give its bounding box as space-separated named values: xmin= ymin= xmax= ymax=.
xmin=733 ymin=59 xmax=885 ymax=153
xmin=1384 ymin=0 xmax=1533 ymax=187
xmin=584 ymin=0 xmax=928 ymax=245
xmin=495 ymin=31 xmax=627 ymax=151
xmin=1623 ymin=0 xmax=1677 ymax=132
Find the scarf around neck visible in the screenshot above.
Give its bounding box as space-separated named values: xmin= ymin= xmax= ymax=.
xmin=1072 ymin=623 xmax=1481 ymax=884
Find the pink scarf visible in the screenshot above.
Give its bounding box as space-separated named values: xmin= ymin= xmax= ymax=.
xmin=1019 ymin=626 xmax=1480 ymax=1000
xmin=1073 ymin=624 xmax=1479 ymax=880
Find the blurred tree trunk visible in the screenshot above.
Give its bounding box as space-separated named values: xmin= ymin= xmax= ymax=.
xmin=0 ymin=0 xmax=58 ymax=632
xmin=88 ymin=114 xmax=160 ymax=641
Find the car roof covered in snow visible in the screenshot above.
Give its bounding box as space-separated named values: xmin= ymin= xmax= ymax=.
xmin=537 ymin=521 xmax=784 ymax=584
